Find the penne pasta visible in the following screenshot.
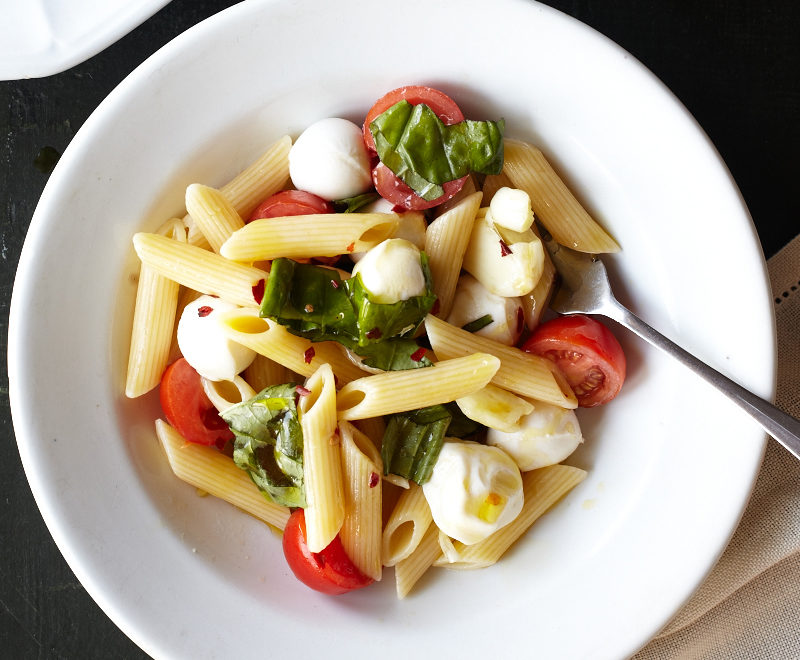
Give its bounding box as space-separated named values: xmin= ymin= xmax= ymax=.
xmin=424 ymin=191 xmax=483 ymax=319
xmin=155 ymin=419 xmax=291 ymax=529
xmin=185 ymin=183 xmax=245 ymax=254
xmin=243 ymin=353 xmax=295 ymax=392
xmin=521 ymin=219 xmax=558 ymax=330
xmin=220 ymin=213 xmax=399 ymax=262
xmin=132 ymin=232 xmax=268 ymax=308
xmin=339 ymin=421 xmax=383 ymax=581
xmin=425 ymin=314 xmax=578 ymax=409
xmin=394 ymin=523 xmax=442 ymax=599
xmin=503 ymin=139 xmax=620 ymax=253
xmin=201 ymin=375 xmax=257 ymax=413
xmin=381 ymin=482 xmax=433 ymax=567
xmin=336 ymin=353 xmax=501 ymax=421
xmin=125 ymin=218 xmax=185 ymax=398
xmin=434 ymin=464 xmax=587 ymax=569
xmin=299 ymin=364 xmax=344 ymax=552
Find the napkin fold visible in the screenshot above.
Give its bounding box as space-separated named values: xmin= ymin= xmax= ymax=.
xmin=635 ymin=235 xmax=800 ymax=659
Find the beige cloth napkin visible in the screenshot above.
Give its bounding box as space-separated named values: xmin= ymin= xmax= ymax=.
xmin=635 ymin=235 xmax=800 ymax=659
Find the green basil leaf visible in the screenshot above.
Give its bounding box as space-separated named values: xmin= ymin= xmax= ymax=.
xmin=461 ymin=314 xmax=494 ymax=333
xmin=370 ymin=100 xmax=504 ymax=200
xmin=221 ymin=383 xmax=306 ymax=508
xmin=333 ymin=192 xmax=381 ymax=213
xmin=353 ymin=337 xmax=433 ymax=371
xmin=381 ymin=405 xmax=452 ymax=484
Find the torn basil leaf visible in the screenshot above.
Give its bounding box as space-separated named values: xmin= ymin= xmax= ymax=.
xmin=333 ymin=192 xmax=381 ymax=213
xmin=461 ymin=314 xmax=494 ymax=333
xmin=221 ymin=383 xmax=306 ymax=508
xmin=369 ymin=100 xmax=504 ymax=200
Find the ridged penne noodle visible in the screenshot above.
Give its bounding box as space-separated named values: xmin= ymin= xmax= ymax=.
xmin=434 ymin=464 xmax=587 ymax=569
xmin=424 ymin=191 xmax=482 ymax=319
xmin=425 ymin=315 xmax=577 ymax=409
xmin=214 ymin=307 xmax=367 ymax=384
xmin=339 ymin=421 xmax=383 ymax=581
xmin=336 ymin=353 xmax=501 ymax=421
xmin=201 ymin=375 xmax=256 ymax=413
xmin=125 ymin=218 xmax=185 ymax=398
xmin=299 ymin=364 xmax=344 ymax=552
xmin=132 ymin=232 xmax=268 ymax=308
xmin=521 ymin=219 xmax=558 ymax=330
xmin=185 ymin=183 xmax=245 ymax=254
xmin=455 ymin=383 xmax=535 ymax=432
xmin=381 ymin=482 xmax=433 ymax=567
xmin=394 ymin=523 xmax=441 ymax=599
xmin=220 ymin=213 xmax=399 ymax=262
xmin=432 ymin=173 xmax=479 ymax=217
xmin=243 ymin=353 xmax=295 ymax=392
xmin=503 ymin=139 xmax=620 ymax=253
xmin=155 ymin=419 xmax=291 ymax=529
xmin=186 ymin=135 xmax=292 ymax=248
xmin=352 ymin=416 xmax=386 ymax=452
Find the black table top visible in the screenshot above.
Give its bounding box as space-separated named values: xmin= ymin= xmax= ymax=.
xmin=2 ymin=1 xmax=798 ymax=658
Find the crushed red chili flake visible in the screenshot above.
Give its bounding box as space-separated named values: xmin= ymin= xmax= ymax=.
xmin=410 ymin=347 xmax=427 ymax=362
xmin=304 ymin=304 xmax=314 ymax=313
xmin=330 ymin=279 xmax=339 ymax=289
xmin=517 ymin=306 xmax=525 ymax=334
xmin=304 ymin=347 xmax=315 ymax=364
xmin=369 ymin=472 xmax=380 ymax=488
xmin=365 ymin=327 xmax=382 ymax=339
xmin=252 ymin=279 xmax=265 ymax=304
xmin=197 ymin=305 xmax=213 ymax=317
xmin=346 ymin=242 xmax=355 ymax=252
xmin=296 ymin=385 xmax=312 ymax=396
xmin=499 ymin=240 xmax=513 ymax=256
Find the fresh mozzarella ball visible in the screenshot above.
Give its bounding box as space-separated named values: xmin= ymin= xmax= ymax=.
xmin=177 ymin=295 xmax=256 ymax=381
xmin=350 ymin=198 xmax=426 ymax=263
xmin=350 ymin=238 xmax=426 ymax=303
xmin=422 ymin=440 xmax=524 ymax=545
xmin=486 ymin=402 xmax=583 ymax=471
xmin=288 ymin=118 xmax=372 ymax=200
xmin=489 ymin=187 xmax=534 ymax=232
xmin=446 ymin=274 xmax=524 ymax=345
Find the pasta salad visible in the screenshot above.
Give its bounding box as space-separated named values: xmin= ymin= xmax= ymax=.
xmin=125 ymin=85 xmax=626 ymax=598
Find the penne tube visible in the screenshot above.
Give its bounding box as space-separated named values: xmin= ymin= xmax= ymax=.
xmin=336 ymin=353 xmax=501 ymax=421
xmin=394 ymin=523 xmax=442 ymax=599
xmin=125 ymin=218 xmax=185 ymax=398
xmin=214 ymin=307 xmax=367 ymax=384
xmin=339 ymin=421 xmax=383 ymax=581
xmin=299 ymin=364 xmax=344 ymax=552
xmin=155 ymin=419 xmax=291 ymax=529
xmin=243 ymin=353 xmax=295 ymax=392
xmin=425 ymin=314 xmax=578 ymax=409
xmin=185 ymin=183 xmax=245 ymax=254
xmin=132 ymin=232 xmax=268 ymax=308
xmin=503 ymin=139 xmax=620 ymax=253
xmin=220 ymin=213 xmax=399 ymax=262
xmin=521 ymin=219 xmax=558 ymax=330
xmin=424 ymin=191 xmax=482 ymax=319
xmin=434 ymin=464 xmax=587 ymax=569
xmin=201 ymin=375 xmax=257 ymax=413
xmin=381 ymin=482 xmax=433 ymax=567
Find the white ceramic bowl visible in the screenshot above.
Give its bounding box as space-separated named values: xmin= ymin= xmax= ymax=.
xmin=9 ymin=0 xmax=774 ymax=658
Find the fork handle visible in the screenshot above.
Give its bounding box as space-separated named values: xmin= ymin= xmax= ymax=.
xmin=605 ymin=300 xmax=800 ymax=459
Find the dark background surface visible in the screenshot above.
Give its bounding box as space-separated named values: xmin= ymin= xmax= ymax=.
xmin=2 ymin=1 xmax=798 ymax=658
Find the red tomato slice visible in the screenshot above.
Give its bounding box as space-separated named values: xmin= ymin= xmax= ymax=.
xmin=159 ymin=358 xmax=234 ymax=446
xmin=282 ymin=509 xmax=373 ymax=595
xmin=247 ymin=190 xmax=333 ymax=222
xmin=362 ymin=85 xmax=465 ymax=153
xmin=522 ymin=315 xmax=626 ymax=407
xmin=372 ymin=162 xmax=467 ymax=211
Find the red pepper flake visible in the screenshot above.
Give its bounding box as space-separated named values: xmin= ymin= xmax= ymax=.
xmin=431 ymin=298 xmax=440 ymax=316
xmin=296 ymin=385 xmax=311 ymax=396
xmin=304 ymin=347 xmax=315 ymax=364
xmin=499 ymin=240 xmax=513 ymax=257
xmin=304 ymin=303 xmax=314 ymax=313
xmin=365 ymin=327 xmax=382 ymax=339
xmin=369 ymin=472 xmax=380 ymax=488
xmin=517 ymin=306 xmax=525 ymax=334
xmin=252 ymin=279 xmax=265 ymax=304
xmin=410 ymin=347 xmax=427 ymax=362
xmin=330 ymin=279 xmax=339 ymax=289
xmin=346 ymin=242 xmax=355 ymax=253
xmin=197 ymin=305 xmax=213 ymax=317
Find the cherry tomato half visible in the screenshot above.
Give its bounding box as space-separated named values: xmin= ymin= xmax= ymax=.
xmin=363 ymin=85 xmax=467 ymax=211
xmin=522 ymin=315 xmax=626 ymax=407
xmin=248 ymin=189 xmax=334 ymax=222
xmin=282 ymin=509 xmax=373 ymax=595
xmin=159 ymin=358 xmax=234 ymax=446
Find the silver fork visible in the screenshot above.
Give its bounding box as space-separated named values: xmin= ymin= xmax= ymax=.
xmin=538 ymin=224 xmax=800 ymax=459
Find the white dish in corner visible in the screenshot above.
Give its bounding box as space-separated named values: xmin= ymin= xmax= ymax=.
xmin=9 ymin=0 xmax=774 ymax=658
xmin=0 ymin=0 xmax=171 ymax=80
